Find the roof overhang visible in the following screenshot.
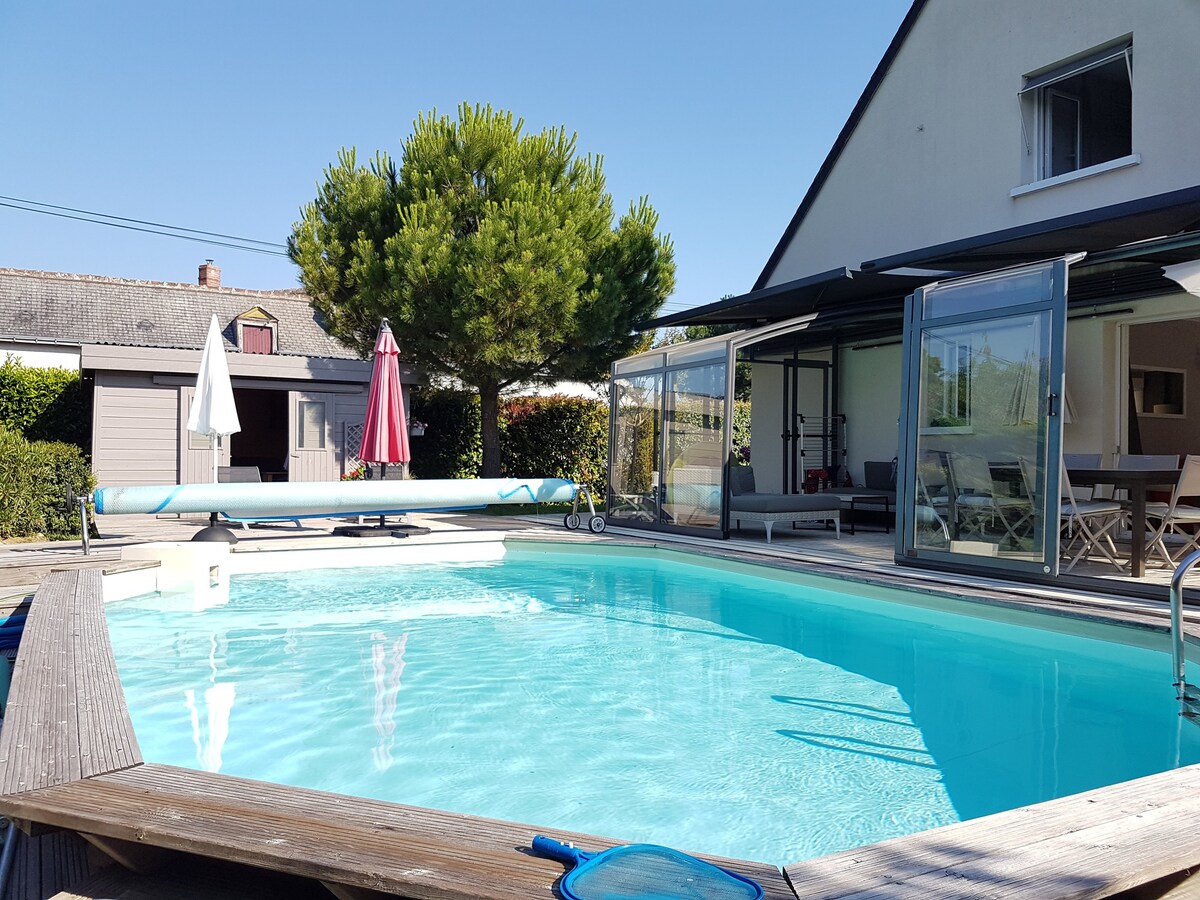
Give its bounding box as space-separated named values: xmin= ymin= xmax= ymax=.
xmin=649 ymin=267 xmax=941 ymax=330
xmin=657 ymin=186 xmax=1200 ymax=336
xmin=861 ymin=185 xmax=1200 ymax=274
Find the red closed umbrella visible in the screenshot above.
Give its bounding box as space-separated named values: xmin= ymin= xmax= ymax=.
xmin=359 ymin=319 xmax=410 ymax=489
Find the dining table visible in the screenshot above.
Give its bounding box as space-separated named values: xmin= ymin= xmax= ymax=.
xmin=1066 ymin=467 xmax=1181 ymax=578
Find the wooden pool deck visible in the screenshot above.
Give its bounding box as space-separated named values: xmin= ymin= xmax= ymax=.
xmin=3 ymin=517 xmax=1200 ymax=897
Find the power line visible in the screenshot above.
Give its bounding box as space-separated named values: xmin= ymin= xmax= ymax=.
xmin=0 ymin=196 xmax=290 ymax=257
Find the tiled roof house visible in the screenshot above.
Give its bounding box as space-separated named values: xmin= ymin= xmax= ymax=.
xmin=0 ymin=263 xmax=419 ymax=486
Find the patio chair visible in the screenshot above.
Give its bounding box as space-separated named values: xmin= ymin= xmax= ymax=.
xmin=727 ymin=466 xmax=841 ymax=544
xmin=1058 ymin=460 xmax=1125 ymax=572
xmin=1062 ymin=453 xmax=1102 ymax=500
xmin=1144 ymin=455 xmax=1200 ymax=566
xmin=946 ymin=453 xmax=1033 ymax=544
xmin=1114 ymin=453 xmax=1181 ymax=530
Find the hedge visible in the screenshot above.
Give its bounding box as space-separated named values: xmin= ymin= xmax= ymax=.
xmin=0 ymin=357 xmax=91 ymax=448
xmin=501 ymin=396 xmax=608 ymax=496
xmin=0 ymin=425 xmax=96 ymax=540
xmin=409 ymin=390 xmax=747 ymax=497
xmin=408 ymin=388 xmax=483 ymax=480
xmin=408 ymin=389 xmax=608 ymax=494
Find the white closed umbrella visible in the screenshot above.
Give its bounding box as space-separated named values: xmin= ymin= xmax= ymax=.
xmin=188 ymin=314 xmax=241 ymax=483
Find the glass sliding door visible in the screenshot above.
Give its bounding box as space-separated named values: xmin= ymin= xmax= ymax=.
xmin=609 ymin=372 xmax=663 ymax=525
xmin=662 ymin=362 xmax=727 ymax=530
xmin=898 ymin=259 xmax=1068 ymax=576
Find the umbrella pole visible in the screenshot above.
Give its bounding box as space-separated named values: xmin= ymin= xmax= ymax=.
xmin=379 ymin=462 xmax=387 ymax=526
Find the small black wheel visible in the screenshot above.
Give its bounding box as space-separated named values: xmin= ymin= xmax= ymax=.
xmin=588 ymin=515 xmax=606 ymax=534
xmin=564 ymin=513 xmax=582 ymax=530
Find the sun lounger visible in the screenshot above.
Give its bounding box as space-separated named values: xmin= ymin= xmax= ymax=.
xmin=728 ymin=466 xmax=841 ymax=544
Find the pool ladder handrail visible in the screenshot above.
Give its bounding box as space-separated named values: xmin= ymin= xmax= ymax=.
xmin=1170 ymin=548 xmax=1200 ymax=721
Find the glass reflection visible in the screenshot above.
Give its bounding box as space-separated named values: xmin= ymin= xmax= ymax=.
xmin=912 ymin=312 xmax=1050 ymax=558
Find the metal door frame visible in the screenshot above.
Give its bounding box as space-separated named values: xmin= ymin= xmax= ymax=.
xmin=896 ymin=257 xmax=1072 ymax=577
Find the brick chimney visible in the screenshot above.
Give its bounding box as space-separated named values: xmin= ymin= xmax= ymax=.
xmin=198 ymin=260 xmax=221 ymax=289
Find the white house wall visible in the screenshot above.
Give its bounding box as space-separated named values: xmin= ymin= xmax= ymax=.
xmin=839 ymin=343 xmax=903 ymax=480
xmin=1 ymin=342 xmax=81 ymax=371
xmin=765 ymin=0 xmax=1200 ymax=286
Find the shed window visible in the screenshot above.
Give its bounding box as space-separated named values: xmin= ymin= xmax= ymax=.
xmin=242 ymin=324 xmax=273 ymax=355
xmin=1021 ymin=41 xmax=1132 ymax=180
xmin=297 ymin=401 xmax=326 ymax=449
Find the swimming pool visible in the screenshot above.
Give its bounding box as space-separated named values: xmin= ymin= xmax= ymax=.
xmin=105 ymin=543 xmax=1200 ymax=866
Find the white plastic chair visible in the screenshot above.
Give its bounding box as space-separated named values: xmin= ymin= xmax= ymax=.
xmin=1144 ymin=455 xmax=1200 ymax=566
xmin=1058 ymin=459 xmax=1125 ymax=572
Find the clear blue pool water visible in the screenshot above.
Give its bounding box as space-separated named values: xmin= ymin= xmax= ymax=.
xmin=106 ymin=546 xmax=1200 ymax=866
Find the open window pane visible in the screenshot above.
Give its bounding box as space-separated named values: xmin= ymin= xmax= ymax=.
xmin=1039 ymin=53 xmax=1131 ymax=178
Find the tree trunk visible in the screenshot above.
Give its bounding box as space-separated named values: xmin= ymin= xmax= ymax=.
xmin=479 ymin=385 xmax=502 ymax=478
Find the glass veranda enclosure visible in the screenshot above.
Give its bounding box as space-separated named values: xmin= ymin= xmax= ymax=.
xmin=609 ymin=260 xmax=1069 ymax=578
xmin=608 ymin=317 xmax=820 ymax=536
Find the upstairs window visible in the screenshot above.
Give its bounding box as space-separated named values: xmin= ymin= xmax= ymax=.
xmin=1021 ymin=41 xmax=1132 ymax=181
xmin=234 ymin=306 xmax=279 ymax=354
xmin=241 ymin=324 xmax=273 ymax=354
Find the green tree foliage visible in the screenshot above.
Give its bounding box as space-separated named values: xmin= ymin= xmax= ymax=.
xmin=290 ymin=103 xmax=675 ymax=476
xmin=0 ymin=357 xmax=91 ymax=448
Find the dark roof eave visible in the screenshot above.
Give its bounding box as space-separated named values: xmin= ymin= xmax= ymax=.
xmin=649 ymin=268 xmax=853 ymax=329
xmin=861 ymin=185 xmax=1200 ymax=274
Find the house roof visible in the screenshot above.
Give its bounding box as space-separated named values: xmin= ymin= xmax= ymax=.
xmin=752 ymin=0 xmax=929 ymax=291
xmin=0 ymin=268 xmax=361 ymax=360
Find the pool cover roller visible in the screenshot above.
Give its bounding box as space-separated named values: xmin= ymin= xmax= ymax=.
xmin=93 ymin=477 xmax=594 ymax=523
xmin=531 ymin=835 xmax=762 ymax=900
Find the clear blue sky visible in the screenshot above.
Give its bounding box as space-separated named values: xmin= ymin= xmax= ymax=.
xmin=0 ymin=1 xmax=909 ymax=316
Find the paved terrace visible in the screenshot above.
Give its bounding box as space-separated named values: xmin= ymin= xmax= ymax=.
xmin=2 ymin=512 xmax=1200 ymax=898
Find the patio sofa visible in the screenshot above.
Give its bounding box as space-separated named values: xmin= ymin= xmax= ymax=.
xmin=728 ymin=466 xmax=841 ymax=543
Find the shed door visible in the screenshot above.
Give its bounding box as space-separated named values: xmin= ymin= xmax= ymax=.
xmin=179 ymin=386 xmax=231 ymax=484
xmin=897 ymin=258 xmax=1069 ymax=577
xmin=288 ymin=391 xmax=337 ymax=482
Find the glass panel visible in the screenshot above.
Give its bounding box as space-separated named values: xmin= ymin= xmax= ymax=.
xmin=613 ymin=352 xmax=666 ymax=376
xmin=923 ymin=265 xmax=1053 ymax=320
xmin=662 ymin=363 xmax=727 ymax=530
xmin=911 ymin=311 xmax=1050 ymax=560
xmin=608 ymin=374 xmax=662 ymax=524
xmin=666 ymin=340 xmax=726 ymax=367
xmin=1047 ymin=91 xmax=1081 ymax=176
xmin=298 ymin=400 xmax=326 ymax=449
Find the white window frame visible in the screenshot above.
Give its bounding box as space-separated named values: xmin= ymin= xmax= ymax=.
xmin=1016 ymin=40 xmax=1133 ymax=190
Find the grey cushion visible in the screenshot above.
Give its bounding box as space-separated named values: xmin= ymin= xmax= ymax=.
xmin=864 ymin=461 xmax=897 ymax=492
xmin=729 ymin=466 xmax=756 ymax=496
xmin=730 ymin=493 xmax=839 ymax=513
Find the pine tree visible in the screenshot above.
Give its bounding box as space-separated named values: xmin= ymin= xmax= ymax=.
xmin=290 ymin=103 xmax=675 ymax=477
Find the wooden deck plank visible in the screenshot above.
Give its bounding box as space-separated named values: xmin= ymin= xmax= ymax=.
xmin=0 ymin=570 xmax=141 ymax=797
xmin=783 ymin=764 xmax=1200 ymax=899
xmin=0 ymin=764 xmax=797 ymax=900
xmin=74 ymin=569 xmax=139 ymax=780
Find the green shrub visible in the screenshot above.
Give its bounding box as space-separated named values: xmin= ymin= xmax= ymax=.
xmin=501 ymin=395 xmax=608 ymax=496
xmin=0 ymin=357 xmax=91 ymax=448
xmin=0 ymin=425 xmax=95 ymax=540
xmin=408 ymin=388 xmax=609 ymax=493
xmin=408 ymin=388 xmax=482 ymax=479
